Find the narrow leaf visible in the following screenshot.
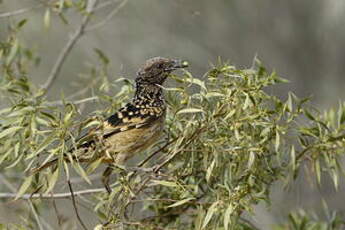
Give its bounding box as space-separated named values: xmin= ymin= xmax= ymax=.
xmin=224 ymin=204 xmax=234 ymax=230
xmin=167 ymin=198 xmax=194 ymax=208
xmin=151 ymin=180 xmax=178 ymax=187
xmin=177 ymin=108 xmax=204 ymax=115
xmin=46 ymin=168 xmax=59 ymax=193
xmin=15 ymin=175 xmax=33 ymax=199
xmin=0 ymin=126 xmax=22 ymax=139
xmin=202 ymin=201 xmax=219 ymax=229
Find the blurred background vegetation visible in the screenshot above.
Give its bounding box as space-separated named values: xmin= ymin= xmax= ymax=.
xmin=1 ymin=0 xmax=345 ymax=229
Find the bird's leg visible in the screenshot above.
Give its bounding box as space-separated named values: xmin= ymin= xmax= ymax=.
xmin=102 ymin=166 xmax=113 ymax=194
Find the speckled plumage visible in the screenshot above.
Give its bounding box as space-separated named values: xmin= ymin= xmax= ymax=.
xmin=32 ymin=57 xmax=188 ymax=192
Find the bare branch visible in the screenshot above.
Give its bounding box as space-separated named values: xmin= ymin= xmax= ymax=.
xmin=45 ymin=96 xmax=99 ymax=106
xmin=42 ymin=0 xmax=99 ymax=92
xmin=0 ymin=187 xmax=107 ymax=199
xmin=86 ymin=0 xmax=128 ymax=32
xmin=0 ymin=4 xmax=42 ymax=18
xmin=29 ymin=200 xmax=44 ymax=230
xmin=68 ymin=180 xmax=88 ymax=230
xmin=94 ymin=0 xmax=121 ymax=11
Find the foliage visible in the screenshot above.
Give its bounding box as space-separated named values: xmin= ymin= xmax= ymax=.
xmin=274 ymin=210 xmax=345 ymax=230
xmin=1 ymin=1 xmax=345 ymax=230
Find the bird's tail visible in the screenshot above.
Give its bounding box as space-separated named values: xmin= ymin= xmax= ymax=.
xmin=30 ymin=153 xmax=92 ymax=175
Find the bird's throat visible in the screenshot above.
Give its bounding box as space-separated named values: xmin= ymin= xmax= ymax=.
xmin=133 ymin=83 xmax=165 ymax=108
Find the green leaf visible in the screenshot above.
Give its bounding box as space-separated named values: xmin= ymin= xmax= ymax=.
xmin=45 ymin=168 xmax=59 ymax=193
xmin=243 ymin=93 xmax=250 ymax=110
xmin=28 ymin=134 xmax=56 ymax=159
xmin=73 ymin=162 xmax=92 ymax=184
xmin=0 ymin=126 xmax=22 ymax=139
xmin=304 ymin=110 xmax=315 ymax=121
xmin=247 ymin=151 xmax=255 ymax=169
xmin=184 ymin=76 xmax=207 ymax=91
xmin=286 ymin=92 xmax=293 ymax=112
xmin=275 ymin=130 xmax=280 ymax=152
xmin=290 ymin=145 xmax=296 ymax=172
xmin=151 ymin=180 xmax=178 ymax=187
xmin=202 ymin=201 xmax=219 ymax=229
xmin=177 ymin=108 xmax=204 ymax=115
xmin=44 ymin=8 xmax=51 ymax=29
xmin=6 ymin=39 xmax=19 ymax=65
xmin=224 ymin=204 xmax=234 ymax=230
xmin=167 ymin=198 xmax=194 ymax=208
xmin=315 ymin=160 xmax=321 ymax=186
xmin=94 ymin=48 xmax=109 ymax=65
xmin=15 ymin=175 xmax=33 ymax=199
xmin=16 ymin=19 xmax=28 ymax=29
xmin=206 ymin=159 xmax=216 ymax=182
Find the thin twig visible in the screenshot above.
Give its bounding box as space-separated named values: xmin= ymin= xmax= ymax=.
xmin=68 ymin=180 xmax=88 ymax=230
xmin=29 ymin=200 xmax=44 ymax=230
xmin=137 ymin=137 xmax=178 ymax=167
xmin=0 ymin=187 xmax=107 ymax=199
xmin=42 ymin=0 xmax=99 ymax=91
xmin=45 ymin=96 xmax=99 ymax=106
xmin=0 ymin=174 xmax=16 ymax=192
xmin=0 ymin=4 xmax=42 ymax=18
xmin=94 ymin=0 xmax=121 ymax=11
xmin=154 ymin=126 xmax=206 ymax=173
xmin=86 ymin=0 xmax=128 ymax=32
xmin=239 ymin=217 xmax=262 ymax=230
xmin=51 ymin=193 xmax=63 ymax=228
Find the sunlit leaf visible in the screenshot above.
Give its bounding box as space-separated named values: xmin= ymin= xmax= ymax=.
xmin=0 ymin=126 xmax=22 ymax=139
xmin=167 ymin=198 xmax=194 ymax=208
xmin=15 ymin=175 xmax=33 ymax=199
xmin=202 ymin=201 xmax=219 ymax=229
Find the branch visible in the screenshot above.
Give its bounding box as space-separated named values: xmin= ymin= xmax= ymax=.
xmin=0 ymin=187 xmax=107 ymax=199
xmin=68 ymin=180 xmax=88 ymax=230
xmin=45 ymin=96 xmax=99 ymax=106
xmin=0 ymin=4 xmax=42 ymax=18
xmin=29 ymin=200 xmax=44 ymax=230
xmin=94 ymin=0 xmax=122 ymax=11
xmin=42 ymin=0 xmax=99 ymax=92
xmin=154 ymin=126 xmax=206 ymax=173
xmin=86 ymin=0 xmax=128 ymax=32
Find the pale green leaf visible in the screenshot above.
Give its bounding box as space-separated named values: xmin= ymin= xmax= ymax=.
xmin=275 ymin=130 xmax=280 ymax=152
xmin=151 ymin=180 xmax=178 ymax=187
xmin=45 ymin=168 xmax=59 ymax=193
xmin=15 ymin=175 xmax=33 ymax=199
xmin=44 ymin=9 xmax=51 ymax=29
xmin=247 ymin=151 xmax=255 ymax=169
xmin=6 ymin=39 xmax=19 ymax=65
xmin=177 ymin=108 xmax=204 ymax=115
xmin=167 ymin=198 xmax=194 ymax=208
xmin=206 ymin=159 xmax=216 ymax=182
xmin=224 ymin=204 xmax=234 ymax=230
xmin=202 ymin=201 xmax=219 ymax=229
xmin=0 ymin=126 xmax=22 ymax=139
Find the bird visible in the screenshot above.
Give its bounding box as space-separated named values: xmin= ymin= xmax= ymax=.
xmin=32 ymin=57 xmax=189 ymax=193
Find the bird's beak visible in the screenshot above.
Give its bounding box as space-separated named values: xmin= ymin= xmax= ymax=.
xmin=165 ymin=59 xmax=189 ymax=71
xmin=172 ymin=59 xmax=189 ymax=69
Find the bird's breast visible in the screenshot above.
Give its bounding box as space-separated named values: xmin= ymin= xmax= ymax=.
xmin=104 ymin=115 xmax=165 ymax=163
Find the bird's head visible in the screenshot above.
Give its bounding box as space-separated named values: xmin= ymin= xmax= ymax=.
xmin=136 ymin=57 xmax=188 ymax=85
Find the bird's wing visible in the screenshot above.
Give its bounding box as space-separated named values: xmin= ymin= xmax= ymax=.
xmin=75 ymin=103 xmax=165 ymax=149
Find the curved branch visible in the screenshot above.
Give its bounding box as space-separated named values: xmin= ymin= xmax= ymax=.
xmin=0 ymin=187 xmax=107 ymax=199
xmin=42 ymin=0 xmax=99 ymax=92
xmin=0 ymin=4 xmax=42 ymax=18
